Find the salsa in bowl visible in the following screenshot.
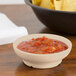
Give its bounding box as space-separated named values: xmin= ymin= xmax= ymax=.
xmin=17 ymin=36 xmax=68 ymax=54
xmin=13 ymin=34 xmax=72 ymax=69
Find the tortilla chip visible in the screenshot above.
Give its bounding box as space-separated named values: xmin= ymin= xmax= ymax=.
xmin=54 ymin=0 xmax=63 ymax=10
xmin=40 ymin=0 xmax=54 ymax=9
xmin=62 ymin=0 xmax=76 ymax=11
xmin=32 ymin=0 xmax=42 ymax=5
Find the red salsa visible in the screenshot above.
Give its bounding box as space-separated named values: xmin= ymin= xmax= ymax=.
xmin=17 ymin=36 xmax=68 ymax=54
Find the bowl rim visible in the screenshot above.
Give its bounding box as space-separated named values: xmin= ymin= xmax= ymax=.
xmin=13 ymin=34 xmax=72 ymax=56
xmin=25 ymin=0 xmax=76 ymax=14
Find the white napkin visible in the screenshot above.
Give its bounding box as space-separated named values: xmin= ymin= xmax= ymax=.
xmin=0 ymin=13 xmax=28 ymax=45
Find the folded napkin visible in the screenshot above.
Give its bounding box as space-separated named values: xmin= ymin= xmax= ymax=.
xmin=0 ymin=13 xmax=28 ymax=45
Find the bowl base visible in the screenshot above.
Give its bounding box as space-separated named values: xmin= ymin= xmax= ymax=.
xmin=23 ymin=60 xmax=62 ymax=69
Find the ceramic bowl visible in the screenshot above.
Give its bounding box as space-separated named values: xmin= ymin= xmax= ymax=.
xmin=13 ymin=34 xmax=72 ymax=69
xmin=25 ymin=0 xmax=76 ymax=34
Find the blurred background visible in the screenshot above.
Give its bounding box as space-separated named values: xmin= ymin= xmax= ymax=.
xmin=0 ymin=0 xmax=25 ymax=4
